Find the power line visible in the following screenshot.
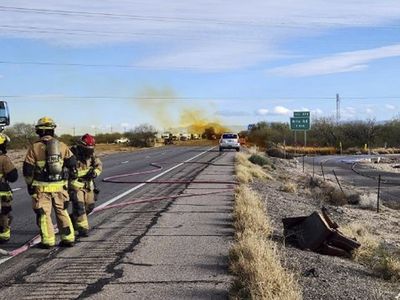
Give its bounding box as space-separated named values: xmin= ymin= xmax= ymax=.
xmin=0 ymin=5 xmax=399 ymax=28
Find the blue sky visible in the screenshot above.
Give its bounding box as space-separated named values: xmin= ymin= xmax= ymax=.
xmin=1 ymin=1 xmax=400 ymax=134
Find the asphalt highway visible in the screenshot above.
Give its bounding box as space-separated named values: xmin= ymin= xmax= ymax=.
xmin=0 ymin=144 xmax=235 ymax=299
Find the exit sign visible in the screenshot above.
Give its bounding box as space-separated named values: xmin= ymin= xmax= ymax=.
xmin=290 ymin=117 xmax=310 ymax=130
xmin=293 ymin=111 xmax=310 ymax=118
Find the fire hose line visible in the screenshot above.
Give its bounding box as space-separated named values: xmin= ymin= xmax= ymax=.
xmin=4 ymin=160 xmax=237 ymax=258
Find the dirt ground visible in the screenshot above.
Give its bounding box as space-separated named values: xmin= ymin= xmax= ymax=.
xmin=250 ymin=157 xmax=400 ymax=300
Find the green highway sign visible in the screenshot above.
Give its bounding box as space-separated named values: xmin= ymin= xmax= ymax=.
xmin=290 ymin=117 xmax=310 ymax=130
xmin=293 ymin=111 xmax=310 ymax=118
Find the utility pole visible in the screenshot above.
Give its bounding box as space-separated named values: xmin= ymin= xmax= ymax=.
xmin=73 ymin=126 xmax=76 ymax=136
xmin=336 ymin=93 xmax=341 ymax=124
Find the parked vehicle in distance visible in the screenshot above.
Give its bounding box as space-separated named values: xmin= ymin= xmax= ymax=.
xmin=114 ymin=137 xmax=130 ymax=144
xmin=161 ymin=132 xmax=172 ymax=139
xmin=180 ymin=133 xmax=191 ymax=141
xmin=219 ymin=133 xmax=240 ymax=152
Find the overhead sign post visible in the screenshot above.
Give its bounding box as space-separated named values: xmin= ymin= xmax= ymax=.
xmin=290 ymin=111 xmax=311 ymax=147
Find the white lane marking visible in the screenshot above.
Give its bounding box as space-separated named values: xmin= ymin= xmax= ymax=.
xmin=0 ymin=254 xmax=11 ymax=264
xmin=93 ymin=146 xmax=215 ymax=212
xmin=12 ymin=188 xmax=21 ymax=192
xmin=121 ymin=161 xmax=129 ymax=164
xmin=145 ymin=155 xmax=151 ymax=159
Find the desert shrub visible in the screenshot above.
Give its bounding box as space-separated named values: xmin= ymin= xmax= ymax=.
xmin=248 ymin=154 xmax=271 ymax=167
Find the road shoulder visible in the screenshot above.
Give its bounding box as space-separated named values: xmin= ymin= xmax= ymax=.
xmin=89 ymin=152 xmax=235 ymax=299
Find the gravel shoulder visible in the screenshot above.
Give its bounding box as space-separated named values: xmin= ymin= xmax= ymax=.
xmin=250 ymin=157 xmax=400 ymax=300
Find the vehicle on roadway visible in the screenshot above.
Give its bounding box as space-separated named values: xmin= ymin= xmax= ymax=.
xmin=219 ymin=133 xmax=240 ymax=152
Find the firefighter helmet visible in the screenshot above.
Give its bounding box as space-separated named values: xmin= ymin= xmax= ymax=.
xmin=36 ymin=117 xmax=57 ymax=130
xmin=77 ymin=134 xmax=95 ymax=157
xmin=78 ymin=134 xmax=96 ymax=148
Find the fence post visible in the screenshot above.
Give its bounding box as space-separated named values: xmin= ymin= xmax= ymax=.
xmin=302 ymin=155 xmax=305 ymax=173
xmin=312 ymin=157 xmax=315 ymax=179
xmin=332 ymin=169 xmax=344 ymax=195
xmin=377 ymin=174 xmax=381 ymax=213
xmin=321 ymin=162 xmax=325 ymax=181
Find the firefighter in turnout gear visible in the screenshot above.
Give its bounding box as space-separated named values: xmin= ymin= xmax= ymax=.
xmin=69 ymin=134 xmax=102 ymax=237
xmin=23 ymin=117 xmax=78 ymax=248
xmin=0 ymin=134 xmax=18 ymax=243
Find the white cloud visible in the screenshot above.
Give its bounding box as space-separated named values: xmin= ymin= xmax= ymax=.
xmin=256 ymin=106 xmax=292 ymax=116
xmin=268 ymin=44 xmax=400 ymax=77
xmin=2 ymin=1 xmax=400 ymax=70
xmin=366 ymin=107 xmax=374 ymax=114
xmin=256 ymin=108 xmax=269 ymax=116
xmin=273 ymin=106 xmax=291 ymax=116
xmin=386 ymin=104 xmax=396 ymax=110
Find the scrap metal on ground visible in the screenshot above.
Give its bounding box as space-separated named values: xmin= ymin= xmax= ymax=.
xmin=283 ymin=207 xmax=360 ymax=257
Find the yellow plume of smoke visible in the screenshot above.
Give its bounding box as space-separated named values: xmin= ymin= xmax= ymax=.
xmin=180 ymin=108 xmax=230 ymax=135
xmin=136 ymin=86 xmax=178 ymax=129
xmin=136 ymin=86 xmax=230 ymax=134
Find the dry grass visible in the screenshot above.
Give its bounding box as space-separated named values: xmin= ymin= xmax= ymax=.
xmin=284 ymin=146 xmax=337 ymax=155
xmin=230 ymin=232 xmax=302 ymax=300
xmin=235 ymin=152 xmax=271 ymax=184
xmin=234 ymin=186 xmax=272 ymax=237
xmin=280 ymin=181 xmax=297 ymax=194
xmin=230 ymin=183 xmax=302 ymax=299
xmin=342 ymin=222 xmax=400 ymax=281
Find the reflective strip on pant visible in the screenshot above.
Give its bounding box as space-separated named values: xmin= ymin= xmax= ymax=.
xmin=61 ymin=210 xmax=75 ymax=243
xmin=76 ymin=215 xmax=89 ymax=231
xmin=0 ymin=228 xmax=10 ymax=240
xmin=39 ymin=214 xmax=55 ymax=246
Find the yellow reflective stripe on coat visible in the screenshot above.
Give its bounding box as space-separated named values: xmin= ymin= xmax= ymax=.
xmin=0 ymin=191 xmax=12 ymax=197
xmin=32 ymin=180 xmax=67 ymax=193
xmin=0 ymin=228 xmax=10 ymax=240
xmin=77 ymin=169 xmax=90 ymax=177
xmin=71 ymin=180 xmax=85 ymax=189
xmin=94 ymin=168 xmax=101 ymax=176
xmin=39 ymin=215 xmax=55 ymax=246
xmin=36 ymin=160 xmax=46 ymax=168
xmin=70 ymin=179 xmax=94 ymax=190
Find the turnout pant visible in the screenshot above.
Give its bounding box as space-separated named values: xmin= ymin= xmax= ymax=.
xmin=32 ymin=190 xmax=75 ymax=247
xmin=71 ymin=189 xmax=95 ymax=233
xmin=0 ymin=196 xmax=12 ymax=241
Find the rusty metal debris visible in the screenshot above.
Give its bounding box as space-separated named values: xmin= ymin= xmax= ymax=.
xmin=283 ymin=207 xmax=360 ymax=258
